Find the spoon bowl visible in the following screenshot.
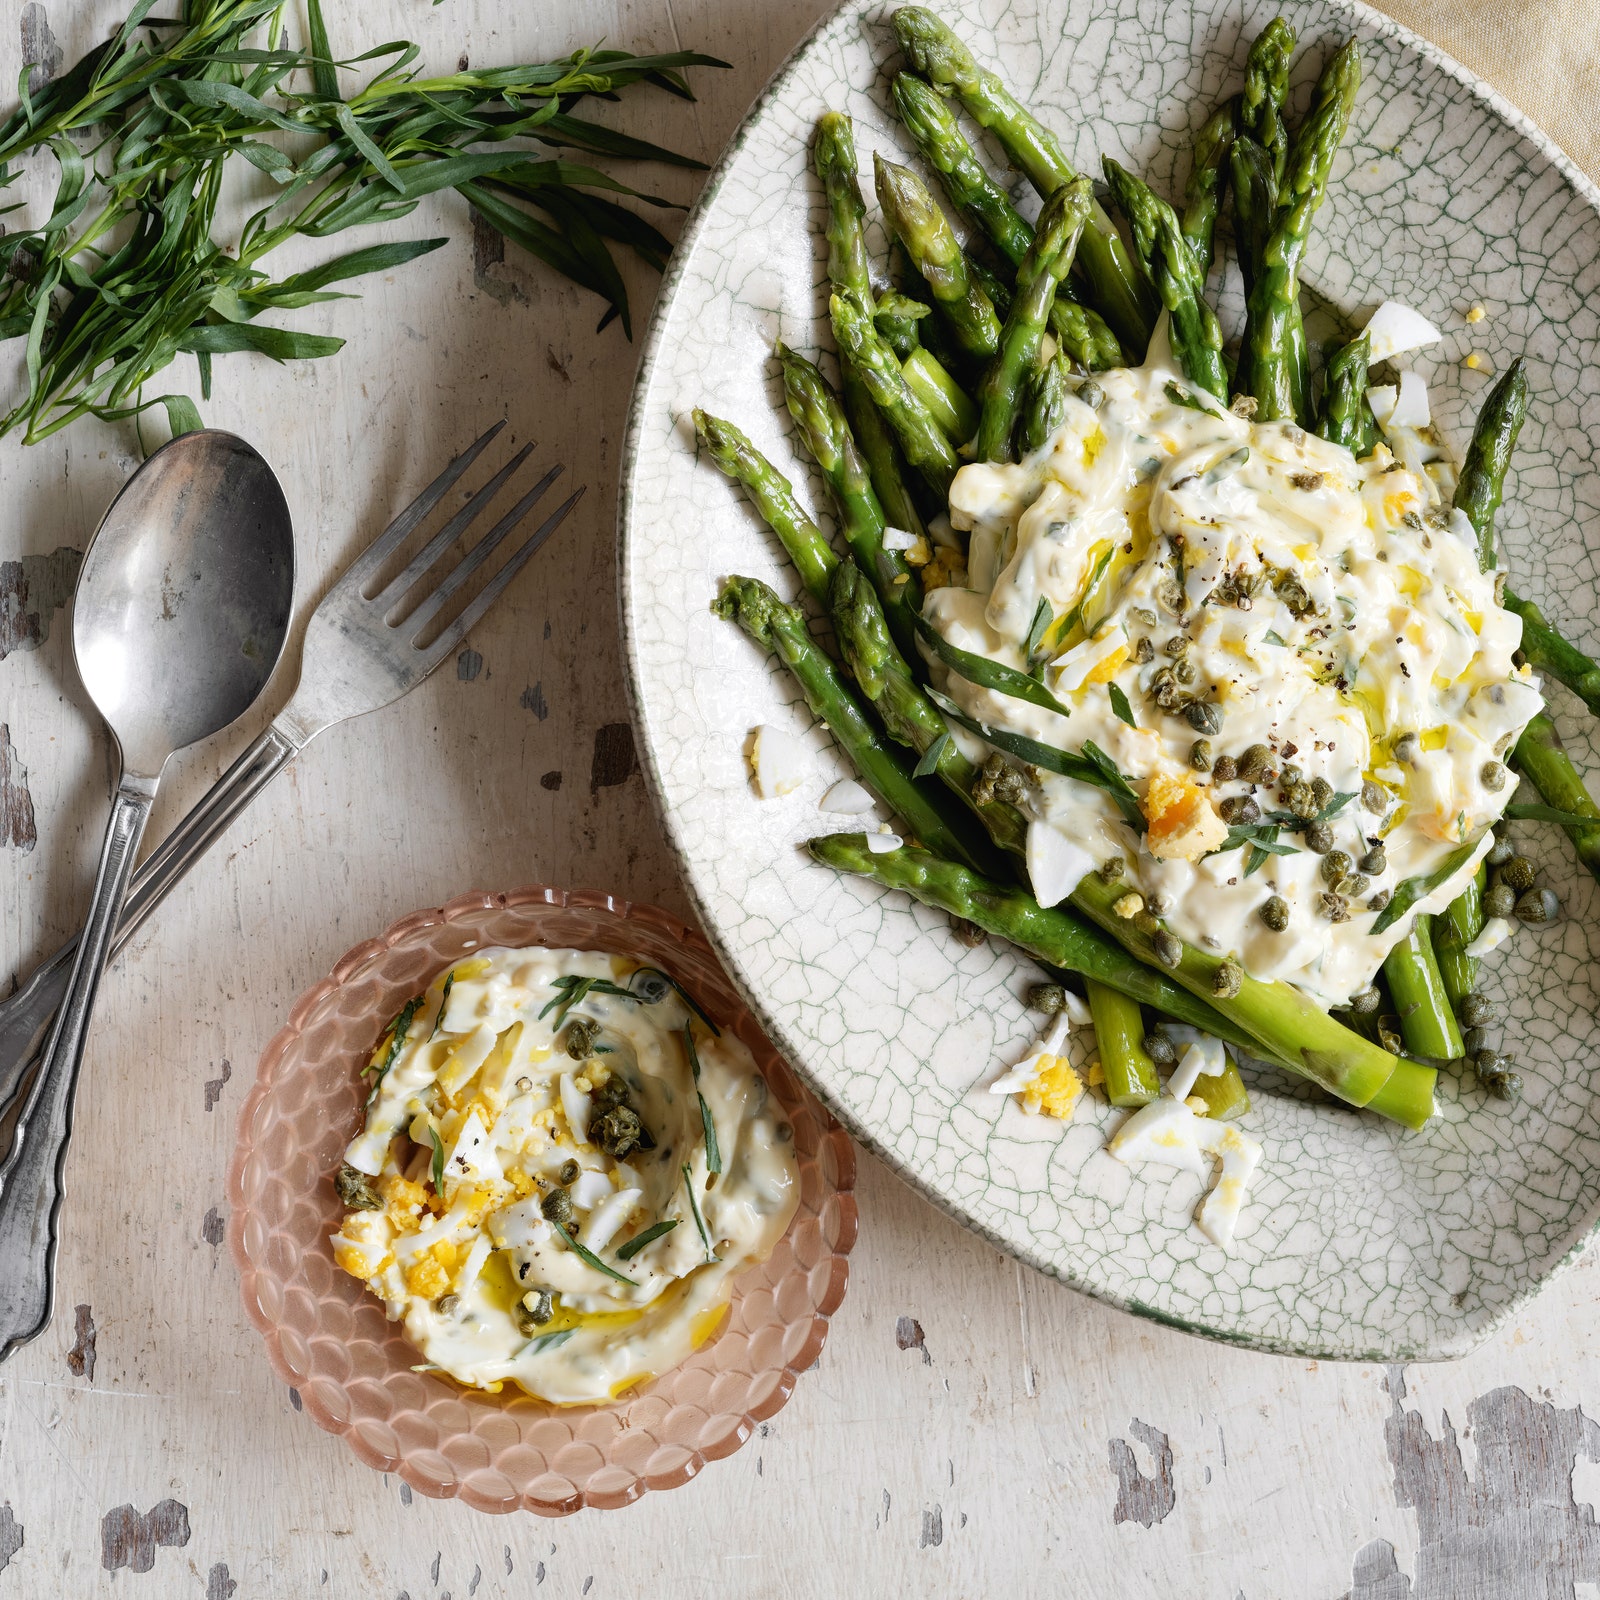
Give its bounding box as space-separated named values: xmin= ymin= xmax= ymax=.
xmin=74 ymin=430 xmax=293 ymax=774
xmin=0 ymin=429 xmax=293 ymax=1360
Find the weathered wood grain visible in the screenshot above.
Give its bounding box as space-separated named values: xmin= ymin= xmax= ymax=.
xmin=0 ymin=1 xmax=1597 ymax=1595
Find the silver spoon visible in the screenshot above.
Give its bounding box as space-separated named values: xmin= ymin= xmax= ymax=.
xmin=0 ymin=430 xmax=293 ymax=1360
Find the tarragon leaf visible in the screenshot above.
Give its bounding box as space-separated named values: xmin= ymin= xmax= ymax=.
xmin=912 ymin=612 xmax=1070 ymax=717
xmin=1372 ymin=838 xmax=1483 ymax=934
xmin=913 ymin=731 xmax=950 ymax=779
xmin=551 ymin=1220 xmax=636 ymax=1286
xmin=616 ymin=1219 xmax=678 ymax=1261
xmin=1108 ymin=682 xmax=1137 ymax=728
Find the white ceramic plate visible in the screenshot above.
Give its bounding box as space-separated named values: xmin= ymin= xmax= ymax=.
xmin=617 ymin=0 xmax=1600 ymax=1359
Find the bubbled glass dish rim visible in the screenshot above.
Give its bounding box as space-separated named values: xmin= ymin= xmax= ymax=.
xmin=227 ymin=886 xmax=858 ymax=1516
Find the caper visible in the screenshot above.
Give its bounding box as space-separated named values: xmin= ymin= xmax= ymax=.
xmin=1377 ymin=1017 xmax=1404 ymax=1055
xmin=541 ymin=1187 xmax=575 ymax=1229
xmin=1320 ymin=850 xmax=1353 ymax=886
xmin=524 ymin=1288 xmax=554 ymax=1326
xmin=1318 ymin=891 xmax=1350 ymax=922
xmin=1212 ymin=960 xmax=1243 ymax=998
xmin=1458 ymin=991 xmax=1496 ymax=1027
xmin=1485 ymin=1069 xmax=1523 ymax=1103
xmin=1349 ymin=986 xmax=1381 ymax=1015
xmin=1164 ymin=634 xmax=1189 ymax=657
xmin=1514 ymin=887 xmax=1559 ymax=925
xmin=1288 ymin=782 xmax=1318 ymax=820
xmin=1304 ymin=821 xmax=1335 ymax=854
xmin=1486 ymin=833 xmax=1515 ymax=867
xmin=1133 ymin=636 xmax=1154 ymax=664
xmin=1218 ymin=795 xmax=1260 ymax=824
xmin=513 ymin=1301 xmax=542 ymax=1336
xmin=558 ymin=1158 xmax=580 ymax=1185
xmin=335 ymin=1163 xmax=383 ymax=1211
xmin=1078 ymin=379 xmax=1105 ymax=409
xmin=1184 ymin=699 xmax=1223 ymax=734
xmin=1113 ymin=892 xmax=1145 ymax=919
xmin=1361 ymin=780 xmax=1388 ymax=813
xmin=1173 ymin=658 xmax=1199 ymax=686
xmin=1480 ymin=760 xmax=1507 ymax=791
xmin=1156 ymin=576 xmax=1184 ymax=616
xmin=1358 ymin=845 xmax=1386 ymax=876
xmin=1130 ymin=607 xmax=1158 ymax=627
xmin=591 ymin=1103 xmax=647 ymax=1159
xmin=435 ymin=1293 xmax=460 ymax=1316
xmin=1153 ymin=677 xmax=1184 ymax=711
xmin=993 ymin=766 xmax=1027 ymax=805
xmin=1151 ymin=930 xmax=1184 ymax=968
xmin=1368 ymin=888 xmax=1392 ymax=913
xmin=1212 ymin=754 xmax=1239 ymax=782
xmin=973 ymin=753 xmax=1007 ymax=806
xmin=1393 ymin=732 xmax=1419 ymax=763
xmin=1281 ymin=763 xmax=1304 ymax=788
xmin=1028 ymin=983 xmax=1068 ymax=1014
xmin=1462 ymin=1026 xmax=1490 ymax=1054
xmin=1483 ymin=882 xmax=1517 ymax=919
xmin=1472 ymin=1047 xmax=1504 ymax=1076
xmin=1098 ymin=856 xmax=1125 ymax=882
xmin=1146 ymin=894 xmax=1172 ymax=918
xmin=951 ymin=916 xmax=986 ymax=947
xmin=1133 ymin=909 xmax=1161 ymax=936
xmin=1260 ymin=896 xmax=1290 ymax=931
xmin=1339 ymin=873 xmax=1371 ymax=898
xmin=1190 ymin=739 xmax=1213 ymax=772
xmin=1144 ymin=1030 xmax=1178 ymax=1067
xmin=1237 ymin=743 xmax=1273 ymax=783
xmin=565 ymin=1017 xmax=601 ymax=1059
xmin=1500 ymin=854 xmax=1537 ymax=892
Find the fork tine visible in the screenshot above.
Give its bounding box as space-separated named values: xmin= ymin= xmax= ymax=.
xmin=406 ymin=463 xmax=565 ymax=636
xmin=421 ymin=486 xmax=586 ymax=665
xmin=340 ymin=419 xmax=507 ymax=594
xmin=374 ymin=441 xmax=538 ymax=609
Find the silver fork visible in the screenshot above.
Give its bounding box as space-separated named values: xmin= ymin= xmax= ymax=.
xmin=0 ymin=421 xmax=582 ymax=1107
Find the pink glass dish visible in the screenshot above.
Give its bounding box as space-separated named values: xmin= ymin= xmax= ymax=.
xmin=227 ymin=886 xmax=858 ymax=1515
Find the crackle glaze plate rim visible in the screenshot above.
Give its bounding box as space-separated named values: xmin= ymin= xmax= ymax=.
xmin=616 ymin=0 xmax=1600 ymax=1361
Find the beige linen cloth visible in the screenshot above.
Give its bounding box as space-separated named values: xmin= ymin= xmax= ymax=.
xmin=1375 ymin=1 xmax=1600 ymax=182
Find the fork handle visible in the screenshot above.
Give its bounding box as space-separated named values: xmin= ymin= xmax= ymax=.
xmin=0 ymin=721 xmax=303 ymax=1120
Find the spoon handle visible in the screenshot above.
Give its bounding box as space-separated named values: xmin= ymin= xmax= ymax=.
xmin=0 ymin=776 xmax=156 ymax=1361
xmin=0 ymin=723 xmax=302 ymax=1121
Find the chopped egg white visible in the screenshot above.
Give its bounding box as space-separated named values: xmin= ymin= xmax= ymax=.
xmin=750 ymin=724 xmax=809 ymax=798
xmin=820 ymin=777 xmax=876 ymax=814
xmin=333 ymin=947 xmax=799 ymax=1404
xmin=989 ymin=1012 xmax=1083 ymax=1118
xmin=1364 ymin=300 xmax=1443 ymax=363
xmin=1465 ymin=916 xmax=1514 ymax=958
xmin=1388 ymin=369 xmax=1431 ymax=428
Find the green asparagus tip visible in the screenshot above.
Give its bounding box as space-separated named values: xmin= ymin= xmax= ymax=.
xmin=813 ymin=110 xmax=859 ymax=176
xmin=711 ymin=573 xmax=782 ymax=641
xmin=892 ymin=6 xmax=977 ymax=88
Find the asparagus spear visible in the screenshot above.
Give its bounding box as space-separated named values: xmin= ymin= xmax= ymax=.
xmin=1432 ymin=866 xmax=1484 ymax=1011
xmin=1085 ymin=979 xmax=1159 ymax=1106
xmin=1101 ymin=157 xmax=1228 ymax=404
xmin=1235 ymin=39 xmax=1360 ymax=423
xmin=874 ymin=291 xmax=930 ymax=359
xmin=1182 ymin=97 xmax=1238 ymax=278
xmin=829 ymin=561 xmax=1028 ymax=856
xmin=1317 ymin=332 xmax=1377 ymax=456
xmin=902 ymin=346 xmax=978 ymax=443
xmin=810 ymin=835 xmax=1436 ymax=1128
xmin=1068 ymin=866 xmax=1435 ymax=1128
xmin=1189 ymin=1057 xmax=1252 ymax=1120
xmin=889 ymin=72 xmax=1124 ymax=371
xmin=831 ymin=289 xmax=962 ymax=498
xmin=813 ymin=112 xmax=931 ymax=550
xmin=1018 ymin=351 xmax=1071 ymax=455
xmin=1382 ymin=918 xmax=1464 ymax=1061
xmin=1503 ymin=590 xmax=1600 ymax=717
xmin=1513 ymin=713 xmax=1600 ymax=887
xmin=974 ymin=177 xmax=1091 ymax=462
xmin=891 ymin=6 xmax=1155 ymax=352
xmin=694 ymin=410 xmax=837 ymax=602
xmin=875 ymin=152 xmax=1001 ymax=359
xmin=1240 ymin=16 xmax=1294 ymax=188
xmin=714 ymin=577 xmax=1000 ymax=875
xmin=1448 ymin=357 xmax=1600 ymax=890
xmin=814 ymin=111 xmax=874 ymax=312
xmin=1457 ymin=358 xmax=1528 ymax=570
xmin=775 ymin=343 xmax=922 ymax=657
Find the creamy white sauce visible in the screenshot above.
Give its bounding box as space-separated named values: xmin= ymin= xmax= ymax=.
xmin=332 ymin=947 xmax=799 ymax=1404
xmin=931 ymin=321 xmax=1541 ymax=1005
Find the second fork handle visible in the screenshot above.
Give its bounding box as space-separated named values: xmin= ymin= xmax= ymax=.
xmin=0 ymin=720 xmax=304 ymax=1113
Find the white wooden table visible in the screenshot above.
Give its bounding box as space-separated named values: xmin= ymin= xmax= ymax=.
xmin=2 ymin=2 xmax=1598 ymax=1594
